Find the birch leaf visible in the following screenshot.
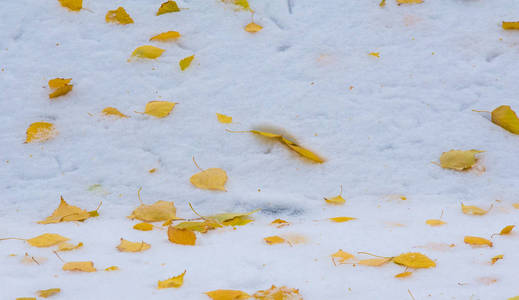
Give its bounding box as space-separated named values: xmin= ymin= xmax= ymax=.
xmin=264 ymin=236 xmax=285 ymax=245
xmin=324 ymin=195 xmax=345 ymax=205
xmin=491 ymin=254 xmax=504 ymax=264
xmin=464 ymin=236 xmax=493 ymax=247
xmin=233 ymin=0 xmax=252 ymax=11
xmin=139 ymin=101 xmax=176 ymax=118
xmin=244 ymin=23 xmax=262 ymax=33
xmin=105 ymin=266 xmax=119 ymax=271
xmin=27 ymin=234 xmax=69 ymax=247
xmin=174 ymin=221 xmax=221 ymax=233
xmin=25 ymin=122 xmax=57 ymax=143
xmin=133 ymin=222 xmax=154 ymax=231
xmin=62 ymin=261 xmax=96 ymax=272
xmin=207 ymin=210 xmax=258 ymax=224
xmin=379 ymin=0 xmax=386 ymax=7
xmin=395 ymin=272 xmax=412 ymax=278
xmin=48 ymin=77 xmax=72 ymax=98
xmin=190 ymin=168 xmax=228 ymax=191
xmin=37 ymin=288 xmax=61 ymax=298
xmin=48 ymin=78 xmax=71 ymax=88
xmin=329 ymin=217 xmax=356 ymax=223
xmin=253 ymin=285 xmax=302 ymax=299
xmin=150 ymin=31 xmax=181 ymax=42
xmin=57 ymin=242 xmax=83 ymax=251
xmin=500 ymin=225 xmax=515 ymax=235
xmin=271 ymin=219 xmax=289 ymax=228
xmin=158 ymin=270 xmax=186 ymax=289
xmin=106 ymin=7 xmax=133 ymax=24
xmin=179 ymin=55 xmax=195 ymax=71
xmin=216 ymin=113 xmax=233 ymax=123
xmin=393 ymin=252 xmax=436 ymax=268
xmin=502 ymin=22 xmax=519 ymax=30
xmin=58 ymin=0 xmax=82 ymax=10
xmin=439 ymin=150 xmax=483 ymax=171
xmin=249 ymin=130 xmax=324 ymax=163
xmin=129 ymin=200 xmax=176 ymax=222
xmin=426 ymin=219 xmax=446 ymax=226
xmin=491 ymin=105 xmax=519 ymax=134
xmin=397 ymin=0 xmax=423 ymax=4
xmin=157 ymin=1 xmax=180 ymax=15
xmin=102 ymin=107 xmax=128 ymax=118
xmin=514 ymin=203 xmax=519 ymax=209
xmin=331 ymin=249 xmax=354 ymax=264
xmin=38 ymin=196 xmax=90 ymax=224
xmin=131 ymin=46 xmax=165 ymax=59
xmin=116 ymin=238 xmax=151 ymax=252
xmin=461 ymin=203 xmax=489 ymax=216
xmin=205 ymin=289 xmax=250 ymax=300
xmin=168 ymin=227 xmax=196 ymax=245
xmin=357 ymin=258 xmax=391 ymax=266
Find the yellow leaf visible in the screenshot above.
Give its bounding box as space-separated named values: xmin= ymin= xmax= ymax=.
xmin=131 ymin=45 xmax=165 ymax=59
xmin=16 ymin=298 xmax=36 ymax=300
xmin=395 ymin=271 xmax=412 ymax=278
xmin=25 ymin=122 xmax=57 ymax=143
xmin=174 ymin=220 xmax=221 ymax=233
xmin=168 ymin=227 xmax=196 ymax=245
xmin=324 ymin=195 xmax=345 ymax=205
xmin=48 ymin=78 xmax=71 ymax=89
xmin=264 ymin=235 xmax=285 ymax=245
xmin=128 ymin=200 xmax=176 ymax=222
xmin=513 ymin=203 xmax=519 ymax=209
xmin=62 ymin=261 xmax=96 ymax=272
xmin=222 ymin=216 xmax=253 ymax=226
xmin=270 ymin=219 xmax=289 ymax=228
xmin=250 ymin=130 xmax=282 ymax=139
xmin=38 ymin=196 xmax=91 ymax=224
xmin=503 ymin=22 xmax=519 ymax=30
xmin=139 ymin=101 xmax=176 ymax=118
xmin=392 ymin=252 xmax=436 ymax=268
xmin=397 ymin=0 xmax=423 ymax=4
xmin=205 ymin=289 xmax=250 ymax=300
xmin=26 ymin=233 xmax=69 ymax=248
xmin=253 ymin=285 xmax=302 ymax=299
xmin=425 ymin=219 xmax=446 ymax=226
xmin=58 ymin=0 xmax=82 ymax=10
xmin=331 ymin=249 xmax=355 ymax=264
xmin=216 ymin=113 xmax=233 ymax=123
xmin=150 ymin=31 xmax=181 ymax=42
xmin=207 ymin=210 xmax=258 ymax=224
xmin=233 ymin=0 xmax=252 ymax=11
xmin=158 ymin=270 xmax=186 ymax=289
xmin=49 ymin=84 xmax=73 ymax=98
xmin=509 ymin=297 xmax=519 ymax=300
xmin=105 ymin=266 xmax=119 ymax=271
xmin=500 ymin=225 xmax=515 ymax=235
xmin=102 ymin=107 xmax=128 ymax=118
xmin=491 ymin=105 xmax=519 ymax=134
xmin=357 ymin=258 xmax=391 ymax=266
xmin=57 ymin=242 xmax=83 ymax=251
xmin=464 ymin=236 xmax=493 ymax=247
xmin=369 ymin=52 xmax=380 ymax=58
xmin=439 ymin=149 xmax=483 ymax=171
xmin=116 ymin=238 xmax=151 ymax=252
xmin=133 ymin=222 xmax=154 ymax=231
xmin=37 ymin=288 xmax=61 ymax=298
xmin=106 ymin=7 xmax=134 ymax=24
xmin=491 ymin=254 xmax=504 ymax=264
xmin=190 ymin=168 xmax=228 ymax=191
xmin=149 ymin=168 xmax=157 ymax=173
xmin=179 ymin=55 xmax=195 ymax=71
xmin=244 ymin=22 xmax=262 ymax=33
xmin=379 ymin=0 xmax=386 ymax=7
xmin=157 ymin=1 xmax=180 ymax=15
xmin=329 ymin=217 xmax=356 ymax=223
xmin=461 ymin=202 xmax=489 ymax=216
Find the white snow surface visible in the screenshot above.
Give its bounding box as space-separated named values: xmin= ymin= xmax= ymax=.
xmin=1 ymin=0 xmax=519 ymax=299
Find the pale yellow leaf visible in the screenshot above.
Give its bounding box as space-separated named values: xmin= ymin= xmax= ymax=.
xmin=331 ymin=249 xmax=355 ymax=264
xmin=140 ymin=101 xmax=176 ymax=118
xmin=464 ymin=236 xmax=493 ymax=247
xmin=38 ymin=196 xmax=90 ymax=224
xmin=425 ymin=219 xmax=446 ymax=226
xmin=329 ymin=217 xmax=356 ymax=223
xmin=264 ymin=235 xmax=285 ymax=245
xmin=157 ymin=1 xmax=180 ymax=15
xmin=503 ymin=22 xmax=519 ymax=30
xmin=62 ymin=261 xmax=96 ymax=272
xmin=216 ymin=113 xmax=233 ymax=123
xmin=179 ymin=55 xmax=195 ymax=71
xmin=26 ymin=234 xmax=69 ymax=248
xmin=150 ymin=31 xmax=181 ymax=42
xmin=205 ymin=289 xmax=250 ymax=300
xmin=25 ymin=122 xmax=57 ymax=143
xmin=491 ymin=105 xmax=519 ymax=134
xmin=37 ymin=288 xmax=61 ymax=298
xmin=131 ymin=45 xmax=165 ymax=59
xmin=174 ymin=220 xmax=221 ymax=233
xmin=439 ymin=150 xmax=483 ymax=171
xmin=168 ymin=227 xmax=196 ymax=245
xmin=491 ymin=254 xmax=504 ymax=264
xmin=58 ymin=0 xmax=82 ymax=11
xmin=245 ymin=22 xmax=262 ymax=33
xmin=106 ymin=7 xmax=134 ymax=24
xmin=392 ymin=252 xmax=436 ymax=268
xmin=158 ymin=270 xmax=186 ymax=289
xmin=461 ymin=202 xmax=489 ymax=216
xmin=357 ymin=258 xmax=391 ymax=266
xmin=102 ymin=107 xmax=128 ymax=118
xmin=133 ymin=222 xmax=154 ymax=231
xmin=57 ymin=242 xmax=83 ymax=251
xmin=500 ymin=225 xmax=515 ymax=235
xmin=116 ymin=238 xmax=151 ymax=252
xmin=190 ymin=168 xmax=228 ymax=191
xmin=128 ymin=200 xmax=176 ymax=222
xmin=253 ymin=285 xmax=302 ymax=299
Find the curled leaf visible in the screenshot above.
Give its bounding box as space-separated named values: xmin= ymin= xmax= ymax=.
xmin=27 ymin=234 xmax=69 ymax=248
xmin=205 ymin=289 xmax=250 ymax=300
xmin=392 ymin=252 xmax=436 ymax=268
xmin=158 ymin=270 xmax=186 ymax=289
xmin=129 ymin=200 xmax=176 ymax=222
xmin=190 ymin=168 xmax=228 ymax=191
xmin=491 ymin=105 xmax=519 ymax=134
xmin=464 ymin=236 xmax=493 ymax=247
xmin=168 ymin=227 xmax=196 ymax=245
xmin=37 ymin=288 xmax=61 ymax=298
xmin=38 ymin=196 xmax=90 ymax=224
xmin=439 ymin=150 xmax=483 ymax=171
xmin=157 ymin=1 xmax=180 ymax=15
xmin=249 ymin=130 xmax=324 ymax=163
xmin=179 ymin=55 xmax=195 ymax=71
xmin=62 ymin=261 xmax=96 ymax=272
xmin=324 ymin=195 xmax=345 ymax=205
xmin=271 ymin=219 xmax=289 ymax=228
xmin=106 ymin=7 xmax=133 ymax=24
xmin=48 ymin=77 xmax=73 ymax=98
xmin=150 ymin=31 xmax=181 ymax=42
xmin=491 ymin=254 xmax=504 ymax=264
xmin=48 ymin=78 xmax=71 ymax=88
xmin=25 ymin=122 xmax=57 ymax=143
xmin=116 ymin=238 xmax=151 ymax=252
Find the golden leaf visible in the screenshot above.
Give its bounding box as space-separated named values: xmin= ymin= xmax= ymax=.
xmin=500 ymin=225 xmax=515 ymax=235
xmin=216 ymin=113 xmax=233 ymax=123
xmin=249 ymin=130 xmax=324 ymax=163
xmin=329 ymin=217 xmax=356 ymax=223
xmin=157 ymin=1 xmax=180 ymax=15
xmin=116 ymin=238 xmax=151 ymax=252
xmin=128 ymin=200 xmax=176 ymax=222
xmin=503 ymin=22 xmax=519 ymax=30
xmin=38 ymin=196 xmax=90 ymax=224
xmin=509 ymin=297 xmax=519 ymax=300
xmin=491 ymin=105 xmax=519 ymax=134
xmin=397 ymin=0 xmax=423 ymax=4
xmin=250 ymin=130 xmax=282 ymax=139
xmin=58 ymin=0 xmax=82 ymax=10
xmin=331 ymin=249 xmax=354 ymax=264
xmin=491 ymin=254 xmax=503 ymax=264
xmin=133 ymin=222 xmax=154 ymax=231
xmin=357 ymin=258 xmax=391 ymax=266
xmin=393 ymin=252 xmax=436 ymax=268
xmin=270 ymin=219 xmax=289 ymax=228
xmin=57 ymin=242 xmax=83 ymax=251
xmin=26 ymin=233 xmax=69 ymax=248
xmin=158 ymin=270 xmax=186 ymax=289
xmin=106 ymin=7 xmax=133 ymax=24
xmin=174 ymin=220 xmax=221 ymax=233
xmin=205 ymin=289 xmax=250 ymax=300
xmin=131 ymin=46 xmax=165 ymax=59
xmin=464 ymin=236 xmax=493 ymax=247
xmin=168 ymin=227 xmax=196 ymax=245
xmin=102 ymin=107 xmax=128 ymax=118
xmin=253 ymin=285 xmax=302 ymax=299
xmin=16 ymin=298 xmax=36 ymax=300
xmin=425 ymin=219 xmax=446 ymax=226
xmin=149 ymin=168 xmax=157 ymax=173
xmin=190 ymin=168 xmax=228 ymax=191
xmin=105 ymin=266 xmax=119 ymax=271
xmin=150 ymin=31 xmax=181 ymax=42
xmin=461 ymin=202 xmax=489 ymax=216
xmin=48 ymin=78 xmax=71 ymax=89
xmin=244 ymin=23 xmax=262 ymax=33
xmin=379 ymin=0 xmax=386 ymax=7
xmin=207 ymin=210 xmax=258 ymax=225
xmin=264 ymin=236 xmax=285 ymax=245
xmin=49 ymin=84 xmax=73 ymax=98
xmin=369 ymin=52 xmax=380 ymax=58
xmin=37 ymin=288 xmax=61 ymax=298
xmin=513 ymin=203 xmax=519 ymax=209
xmin=395 ymin=271 xmax=412 ymax=278
xmin=324 ymin=195 xmax=345 ymax=205
xmin=25 ymin=122 xmax=57 ymax=143
xmin=439 ymin=150 xmax=483 ymax=171
xmin=179 ymin=55 xmax=195 ymax=71
xmin=233 ymin=0 xmax=252 ymax=11
xmin=62 ymin=261 xmax=96 ymax=272
xmin=139 ymin=101 xmax=176 ymax=118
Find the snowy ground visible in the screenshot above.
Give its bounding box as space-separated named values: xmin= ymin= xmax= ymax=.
xmin=1 ymin=0 xmax=519 ymax=299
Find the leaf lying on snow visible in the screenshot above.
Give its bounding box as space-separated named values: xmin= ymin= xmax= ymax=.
xmin=491 ymin=254 xmax=504 ymax=264
xmin=331 ymin=249 xmax=355 ymax=264
xmin=37 ymin=288 xmax=61 ymax=298
xmin=57 ymin=242 xmax=83 ymax=251
xmin=105 ymin=266 xmax=119 ymax=271
xmin=133 ymin=222 xmax=154 ymax=231
xmin=357 ymin=258 xmax=391 ymax=266
xmin=245 ymin=23 xmax=262 ymax=33
xmin=206 ymin=210 xmax=259 ymax=226
xmin=438 ymin=150 xmax=484 ymax=171
xmin=158 ymin=270 xmax=186 ymax=289
xmin=190 ymin=159 xmax=228 ymax=191
xmin=253 ymin=285 xmax=302 ymax=299
xmin=499 ymin=225 xmax=515 ymax=235
xmin=131 ymin=46 xmax=165 ymax=59
xmin=129 ymin=201 xmax=176 ymax=222
xmin=117 ymin=238 xmax=151 ymax=252
xmin=395 ymin=271 xmax=412 ymax=278
xmin=48 ymin=78 xmax=73 ymax=98
xmin=62 ymin=261 xmax=96 ymax=272
xmin=102 ymin=107 xmax=128 ymax=118
xmin=136 ymin=101 xmax=176 ymax=118
xmin=58 ymin=0 xmax=82 ymax=11
xmin=397 ymin=0 xmax=423 ymax=4
xmin=38 ymin=196 xmax=91 ymax=224
xmin=106 ymin=7 xmax=133 ymax=24
xmin=179 ymin=55 xmax=195 ymax=71
xmin=464 ymin=236 xmax=493 ymax=247
xmin=271 ymin=219 xmax=289 ymax=228
xmin=157 ymin=1 xmax=180 ymax=15
xmin=491 ymin=105 xmax=519 ymax=134
xmin=329 ymin=217 xmax=356 ymax=223
xmin=425 ymin=219 xmax=446 ymax=226
xmin=168 ymin=227 xmax=196 ymax=245
xmin=461 ymin=202 xmax=491 ymax=216
xmin=216 ymin=113 xmax=233 ymax=123
xmin=150 ymin=31 xmax=181 ymax=42
xmin=392 ymin=252 xmax=436 ymax=268
xmin=27 ymin=233 xmax=69 ymax=247
xmin=25 ymin=122 xmax=57 ymax=143
xmin=205 ymin=289 xmax=250 ymax=300
xmin=502 ymin=22 xmax=519 ymax=30
xmin=174 ymin=220 xmax=221 ymax=233
xmin=264 ymin=235 xmax=285 ymax=245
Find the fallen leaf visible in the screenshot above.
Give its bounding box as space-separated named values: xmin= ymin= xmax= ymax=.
xmin=16 ymin=298 xmax=36 ymax=300
xmin=116 ymin=238 xmax=151 ymax=252
xmin=49 ymin=84 xmax=73 ymax=98
xmin=357 ymin=258 xmax=391 ymax=266
xmin=131 ymin=46 xmax=165 ymax=59
xmin=138 ymin=101 xmax=176 ymax=118
xmin=48 ymin=78 xmax=73 ymax=98
xmin=158 ymin=270 xmax=186 ymax=289
xmin=179 ymin=55 xmax=195 ymax=71
xmin=491 ymin=105 xmax=519 ymax=134
xmin=491 ymin=254 xmax=503 ymax=264
xmin=324 ymin=195 xmax=345 ymax=205
xmin=499 ymin=225 xmax=515 ymax=235
xmin=207 ymin=210 xmax=258 ymax=226
xmin=105 ymin=266 xmax=119 ymax=271
xmin=513 ymin=203 xmax=519 ymax=209
xmin=397 ymin=0 xmax=423 ymax=4
xmin=461 ymin=202 xmax=490 ymax=216
xmin=37 ymin=288 xmax=61 ymax=298
xmin=464 ymin=236 xmax=493 ymax=247
xmin=395 ymin=271 xmax=412 ymax=278
xmin=58 ymin=0 xmax=82 ymax=10
xmin=233 ymin=0 xmax=252 ymax=11
xmin=245 ymin=23 xmax=262 ymax=33
xmin=157 ymin=1 xmax=180 ymax=15
xmin=205 ymin=289 xmax=250 ymax=300
xmin=331 ymin=249 xmax=355 ymax=264
xmin=379 ymin=0 xmax=386 ymax=7
xmin=392 ymin=252 xmax=436 ymax=268
xmin=329 ymin=217 xmax=356 ymax=223
xmin=253 ymin=285 xmax=302 ymax=299
xmin=174 ymin=220 xmax=221 ymax=233
xmin=150 ymin=31 xmax=181 ymax=42
xmin=502 ymin=22 xmax=519 ymax=30
xmin=133 ymin=222 xmax=154 ymax=231
xmin=102 ymin=107 xmax=128 ymax=118
xmin=129 ymin=200 xmax=176 ymax=222
xmin=439 ymin=150 xmax=483 ymax=171
xmin=106 ymin=7 xmax=134 ymax=24
xmin=38 ymin=196 xmax=90 ymax=224
xmin=168 ymin=227 xmax=196 ymax=245
xmin=249 ymin=130 xmax=324 ymax=163
xmin=190 ymin=168 xmax=228 ymax=191
xmin=216 ymin=113 xmax=233 ymax=123
xmin=264 ymin=236 xmax=285 ymax=245
xmin=425 ymin=219 xmax=446 ymax=226
xmin=149 ymin=168 xmax=157 ymax=173
xmin=48 ymin=78 xmax=71 ymax=89
xmin=369 ymin=52 xmax=380 ymax=58
xmin=27 ymin=234 xmax=69 ymax=248
xmin=62 ymin=261 xmax=96 ymax=272
xmin=270 ymin=219 xmax=289 ymax=228
xmin=509 ymin=297 xmax=519 ymax=300
xmin=57 ymin=242 xmax=83 ymax=251
xmin=25 ymin=122 xmax=57 ymax=143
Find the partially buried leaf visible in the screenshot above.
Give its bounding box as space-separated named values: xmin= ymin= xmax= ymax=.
xmin=395 ymin=271 xmax=412 ymax=278
xmin=57 ymin=242 xmax=83 ymax=251
xmin=491 ymin=254 xmax=503 ymax=264
xmin=426 ymin=219 xmax=446 ymax=226
xmin=461 ymin=202 xmax=489 ymax=216
xmin=49 ymin=84 xmax=73 ymax=99
xmin=249 ymin=130 xmax=324 ymax=163
xmin=207 ymin=210 xmax=258 ymax=224
xmin=157 ymin=1 xmax=180 ymax=15
xmin=26 ymin=233 xmax=69 ymax=248
xmin=131 ymin=46 xmax=165 ymax=59
xmin=357 ymin=258 xmax=391 ymax=266
xmin=179 ymin=55 xmax=195 ymax=71
xmin=500 ymin=225 xmax=515 ymax=235
xmin=117 ymin=238 xmax=151 ymax=252
xmin=464 ymin=236 xmax=493 ymax=247
xmin=102 ymin=107 xmax=128 ymax=118
xmin=140 ymin=101 xmax=176 ymax=118
xmin=25 ymin=122 xmax=57 ymax=143
xmin=62 ymin=261 xmax=96 ymax=272
xmin=205 ymin=289 xmax=250 ymax=300
xmin=37 ymin=288 xmax=61 ymax=298
xmin=105 ymin=266 xmax=119 ymax=271
xmin=271 ymin=219 xmax=289 ymax=228
xmin=133 ymin=222 xmax=154 ymax=231
xmin=174 ymin=220 xmax=221 ymax=233
xmin=329 ymin=217 xmax=356 ymax=223
xmin=264 ymin=236 xmax=285 ymax=245
xmin=216 ymin=113 xmax=233 ymax=123
xmin=168 ymin=227 xmax=196 ymax=245
xmin=392 ymin=252 xmax=436 ymax=268
xmin=439 ymin=150 xmax=483 ymax=171
xmin=503 ymin=22 xmax=519 ymax=30
xmin=129 ymin=200 xmax=176 ymax=222
xmin=491 ymin=105 xmax=519 ymax=134
xmin=253 ymin=285 xmax=302 ymax=299
xmin=331 ymin=249 xmax=354 ymax=264
xmin=38 ymin=196 xmax=90 ymax=224
xmin=150 ymin=31 xmax=181 ymax=42
xmin=106 ymin=7 xmax=133 ymax=24
xmin=190 ymin=168 xmax=228 ymax=191
xmin=158 ymin=270 xmax=186 ymax=289
xmin=58 ymin=0 xmax=82 ymax=11
xmin=245 ymin=23 xmax=262 ymax=33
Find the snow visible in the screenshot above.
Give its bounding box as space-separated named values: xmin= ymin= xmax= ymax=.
xmin=1 ymin=0 xmax=519 ymax=299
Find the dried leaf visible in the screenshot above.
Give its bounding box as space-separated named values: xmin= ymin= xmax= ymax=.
xmin=329 ymin=217 xmax=356 ymax=223
xmin=461 ymin=202 xmax=489 ymax=216
xmin=393 ymin=252 xmax=436 ymax=268
xmin=233 ymin=0 xmax=252 ymax=11
xmin=150 ymin=31 xmax=181 ymax=42
xmin=158 ymin=270 xmax=186 ymax=289
xmin=500 ymin=225 xmax=515 ymax=235
xmin=48 ymin=78 xmax=71 ymax=88
xmin=439 ymin=150 xmax=483 ymax=171
xmin=16 ymin=298 xmax=36 ymax=300
xmin=116 ymin=238 xmax=151 ymax=252
xmin=216 ymin=113 xmax=233 ymax=123
xmin=38 ymin=196 xmax=90 ymax=224
xmin=168 ymin=227 xmax=196 ymax=245
xmin=207 ymin=210 xmax=258 ymax=225
xmin=102 ymin=107 xmax=128 ymax=118
xmin=49 ymin=84 xmax=73 ymax=98
xmin=491 ymin=254 xmax=504 ymax=264
xmin=48 ymin=78 xmax=72 ymax=98
xmin=245 ymin=23 xmax=262 ymax=33
xmin=397 ymin=0 xmax=423 ymax=4
xmin=25 ymin=122 xmax=57 ymax=143
xmin=138 ymin=101 xmax=176 ymax=118
xmin=105 ymin=266 xmax=119 ymax=271
xmin=62 ymin=261 xmax=96 ymax=272
xmin=502 ymin=22 xmax=519 ymax=30
xmin=205 ymin=289 xmax=250 ymax=300
xmin=106 ymin=7 xmax=133 ymax=24
xmin=174 ymin=220 xmax=221 ymax=233
xmin=133 ymin=222 xmax=154 ymax=231
xmin=128 ymin=200 xmax=176 ymax=222
xmin=425 ymin=219 xmax=446 ymax=226
xmin=131 ymin=46 xmax=165 ymax=59
xmin=179 ymin=55 xmax=195 ymax=71
xmin=491 ymin=105 xmax=519 ymax=134
xmin=37 ymin=288 xmax=61 ymax=298
xmin=324 ymin=195 xmax=345 ymax=205
xmin=58 ymin=0 xmax=82 ymax=10
xmin=357 ymin=258 xmax=391 ymax=266
xmin=464 ymin=236 xmax=493 ymax=247
xmin=270 ymin=219 xmax=289 ymax=228
xmin=264 ymin=236 xmax=285 ymax=245
xmin=157 ymin=1 xmax=180 ymax=15
xmin=369 ymin=52 xmax=380 ymax=58
xmin=331 ymin=249 xmax=355 ymax=264
xmin=253 ymin=285 xmax=302 ymax=299
xmin=57 ymin=242 xmax=83 ymax=251
xmin=190 ymin=168 xmax=228 ymax=191
xmin=379 ymin=0 xmax=386 ymax=7
xmin=395 ymin=271 xmax=412 ymax=278
xmin=249 ymin=130 xmax=324 ymax=163
xmin=26 ymin=234 xmax=69 ymax=248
